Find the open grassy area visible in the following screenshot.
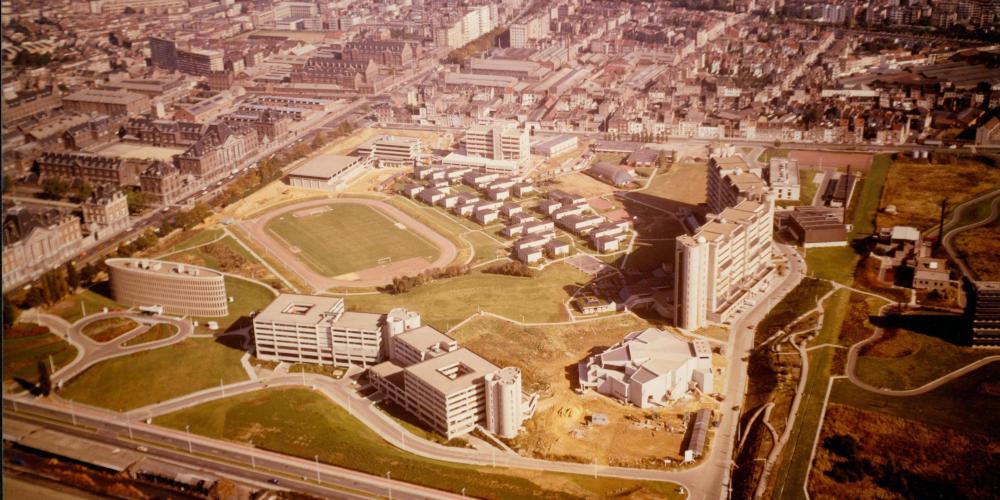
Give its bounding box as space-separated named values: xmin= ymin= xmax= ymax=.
xmin=849 ymin=154 xmax=891 ymax=238
xmin=59 ymin=337 xmax=248 ymax=411
xmin=805 ymin=246 xmax=860 ymax=285
xmin=155 ymin=388 xmax=686 ymax=499
xmin=122 ymin=323 xmax=178 ymax=347
xmin=831 ymin=362 xmax=1000 ymax=438
xmin=48 ymin=286 xmax=125 ymax=323
xmin=3 ymin=324 xmax=77 ymax=383
xmin=855 ymin=325 xmax=992 ymax=390
xmin=339 ymin=263 xmax=588 ymax=330
xmin=953 ymin=218 xmax=1000 ymax=280
xmin=159 ymin=228 xmax=224 ymax=255
xmin=162 ymin=236 xmax=273 ymax=281
xmin=193 ymin=276 xmax=275 ymax=335
xmin=266 ymin=203 xmax=441 ymax=277
xmin=81 ymin=317 xmax=138 ymax=343
xmin=877 ymin=156 xmax=1000 ymax=231
xmin=640 ymin=161 xmax=707 ymax=210
xmin=463 ymin=230 xmax=505 ymax=264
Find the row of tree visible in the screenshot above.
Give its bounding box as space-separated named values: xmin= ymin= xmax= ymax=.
xmin=389 ymin=265 xmax=470 ymax=294
xmin=483 ymin=261 xmax=535 ymax=278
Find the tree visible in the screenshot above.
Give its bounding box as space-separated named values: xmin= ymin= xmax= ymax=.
xmin=79 ymin=263 xmax=99 ymax=286
xmin=40 ymin=177 xmax=71 ymax=200
xmin=126 ymin=189 xmax=156 ymax=215
xmin=3 ymin=294 xmax=19 ymax=328
xmin=70 ymin=181 xmax=93 ymax=203
xmin=65 ymin=262 xmax=80 ymax=290
xmin=773 ymin=139 xmax=783 ymax=148
xmin=37 ymin=361 xmax=52 ymax=396
xmin=24 ymin=286 xmax=47 ymax=309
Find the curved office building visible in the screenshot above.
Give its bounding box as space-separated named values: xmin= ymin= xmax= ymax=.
xmin=107 ymin=258 xmax=228 ymax=317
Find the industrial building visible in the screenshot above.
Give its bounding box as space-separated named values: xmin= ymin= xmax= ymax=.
xmin=783 ymin=206 xmax=847 ymax=247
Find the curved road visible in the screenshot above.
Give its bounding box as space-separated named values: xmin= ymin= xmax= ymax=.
xmin=238 ymin=197 xmax=459 ymax=290
xmin=940 ymin=191 xmax=1000 ymax=280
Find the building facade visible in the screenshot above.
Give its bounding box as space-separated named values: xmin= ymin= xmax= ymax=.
xmin=37 ymin=152 xmax=139 ymax=187
xmin=62 ymin=88 xmax=150 ymax=116
xmin=2 ymin=204 xmax=85 ymax=292
xmin=107 ymin=258 xmax=229 ymax=317
xmin=465 ymin=121 xmax=530 ymax=164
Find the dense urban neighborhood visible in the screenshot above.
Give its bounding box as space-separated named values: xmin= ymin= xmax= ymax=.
xmin=2 ymin=0 xmax=999 ymax=499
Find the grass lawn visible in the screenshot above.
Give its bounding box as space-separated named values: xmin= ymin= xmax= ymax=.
xmin=193 ymin=276 xmax=276 ymax=335
xmin=463 ymin=230 xmax=505 ymax=264
xmin=385 ymin=197 xmax=474 ymax=264
xmin=854 ymin=326 xmax=993 ymax=390
xmin=81 ymin=317 xmax=138 ymax=343
xmin=339 ymin=263 xmax=588 ymax=330
xmin=266 ymin=203 xmax=441 ymax=277
xmin=59 ymin=337 xmax=248 ymax=411
xmin=804 ymin=246 xmax=860 ymax=285
xmin=159 ymin=228 xmax=224 ymax=255
xmin=155 ymin=388 xmax=685 ymax=499
xmin=3 ymin=324 xmax=77 ymax=383
xmin=848 ymin=155 xmax=890 ymax=238
xmin=122 ymin=323 xmax=179 ymax=347
xmin=776 ymin=168 xmax=819 ymax=208
xmin=48 ymin=287 xmax=125 ymax=323
xmin=639 ymin=161 xmax=707 ymax=209
xmin=830 ymin=362 xmax=1000 ymax=438
xmin=877 ymin=157 xmax=1000 ymax=231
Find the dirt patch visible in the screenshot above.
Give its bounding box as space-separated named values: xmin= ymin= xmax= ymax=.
xmin=293 ymin=206 xmax=332 ymax=218
xmin=353 ymin=257 xmax=431 ymax=281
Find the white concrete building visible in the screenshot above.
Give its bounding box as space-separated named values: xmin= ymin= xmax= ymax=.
xmin=370 ymin=308 xmax=536 ymax=439
xmin=252 ymin=294 xmax=384 ymax=367
xmin=356 ymin=135 xmax=422 ymax=168
xmin=578 ymin=328 xmax=713 ymax=408
xmin=767 ymin=157 xmax=801 ymax=202
xmin=465 ymin=121 xmax=530 ymax=165
xmin=288 ymin=154 xmax=364 ymax=191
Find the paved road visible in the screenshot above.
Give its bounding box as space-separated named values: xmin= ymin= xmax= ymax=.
xmin=940 ymin=190 xmax=1000 ymax=280
xmin=33 ymin=311 xmax=194 ymax=386
xmin=238 ymin=197 xmax=459 ymax=290
xmin=1 ymin=404 xmax=456 ymax=500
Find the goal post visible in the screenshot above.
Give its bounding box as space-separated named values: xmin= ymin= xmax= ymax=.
xmin=377 ymin=256 xmax=392 ymax=265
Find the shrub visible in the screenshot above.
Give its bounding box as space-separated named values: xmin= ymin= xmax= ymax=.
xmin=483 ymin=261 xmax=535 ymax=278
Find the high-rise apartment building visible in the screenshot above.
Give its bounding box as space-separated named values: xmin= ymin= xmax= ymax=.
xmin=465 ymin=121 xmax=530 ymax=163
xmin=706 ymin=155 xmax=766 ymax=214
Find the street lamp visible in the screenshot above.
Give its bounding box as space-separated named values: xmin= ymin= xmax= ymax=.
xmin=185 ymin=425 xmax=193 ymax=454
xmin=386 ymin=471 xmax=392 ymax=500
xmin=314 ymin=454 xmax=321 ymax=484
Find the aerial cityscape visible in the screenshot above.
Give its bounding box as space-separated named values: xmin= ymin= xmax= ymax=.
xmin=1 ymin=0 xmax=998 ymax=498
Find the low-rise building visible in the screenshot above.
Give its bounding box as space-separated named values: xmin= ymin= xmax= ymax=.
xmin=2 ymin=204 xmax=84 ymax=292
xmin=107 ymin=258 xmax=228 ymax=317
xmin=288 ymin=155 xmax=364 ymax=191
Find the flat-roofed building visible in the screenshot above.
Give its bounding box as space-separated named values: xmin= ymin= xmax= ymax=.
xmin=579 ymin=328 xmax=713 ymax=408
xmin=674 ymin=198 xmax=775 ymax=330
xmin=253 ymin=294 xmax=384 ymax=367
xmin=63 ymin=88 xmax=150 ymax=117
xmin=464 ymin=121 xmax=530 ymax=171
xmin=176 ymin=48 xmax=225 ymax=76
xmin=467 ymin=58 xmax=549 ymax=81
xmin=785 ymin=206 xmax=847 ymax=248
xmin=969 ymin=281 xmax=1000 ymax=347
xmin=370 ymin=308 xmax=536 ymax=439
xmin=707 ymin=155 xmax=766 ymax=214
xmin=531 ymin=134 xmax=578 ymax=157
xmin=767 ymin=157 xmax=801 ymax=201
xmin=107 ymin=258 xmax=228 ymax=317
xmin=355 ymin=135 xmax=422 ymax=168
xmin=288 ymin=154 xmax=365 ymax=191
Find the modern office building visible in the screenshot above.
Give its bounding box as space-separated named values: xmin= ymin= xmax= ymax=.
xmin=107 ymin=258 xmax=229 ymax=317
xmin=252 ymin=294 xmax=384 ymax=367
xmin=674 ymin=198 xmax=776 ymax=330
xmin=370 ymin=308 xmax=536 ymax=439
xmin=355 ymin=135 xmax=422 ymax=168
xmin=176 ymin=48 xmax=225 ymax=76
xmin=578 ymin=328 xmax=714 ymax=408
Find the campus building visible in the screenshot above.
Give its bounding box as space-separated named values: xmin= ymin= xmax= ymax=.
xmin=706 ymin=155 xmax=765 ymax=214
xmin=62 ymin=88 xmax=151 ymax=117
xmin=674 ymin=198 xmax=776 ymax=330
xmin=578 ymin=328 xmax=714 ymax=408
xmin=766 ymin=157 xmax=801 ymax=201
xmin=355 ymin=135 xmax=422 ymax=168
xmin=370 ymin=308 xmax=537 ymax=439
xmin=37 ymin=152 xmax=139 ymax=187
xmin=252 ymin=294 xmax=384 ymax=366
xmin=288 ymin=154 xmax=365 ymax=191
xmin=107 ymin=258 xmax=229 ymax=317
xmin=81 ymin=188 xmax=130 ymax=241
xmin=465 ymin=121 xmax=530 ymax=163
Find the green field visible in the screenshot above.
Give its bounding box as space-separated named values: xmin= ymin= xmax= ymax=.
xmin=805 ymin=246 xmax=860 ymax=285
xmin=155 ymin=388 xmax=685 ymax=499
xmin=48 ymin=287 xmax=124 ymax=323
xmin=854 ymin=328 xmax=993 ymax=390
xmin=122 ymin=323 xmax=178 ymax=347
xmin=338 ymin=264 xmax=588 ymax=330
xmin=3 ymin=325 xmax=78 ymax=383
xmin=59 ymin=337 xmax=248 ymax=411
xmin=831 ymin=363 xmax=1000 ymax=438
xmin=266 ymin=203 xmax=441 ymax=277
xmin=81 ymin=317 xmax=138 ymax=343
xmin=848 ymin=154 xmax=891 ymax=238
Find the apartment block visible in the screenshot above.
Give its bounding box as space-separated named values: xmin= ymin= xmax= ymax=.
xmin=465 ymin=121 xmax=530 ymax=164
xmin=674 ymin=198 xmax=776 ymax=330
xmin=355 ymin=135 xmax=422 ymax=167
xmin=706 ymin=155 xmax=766 ymax=214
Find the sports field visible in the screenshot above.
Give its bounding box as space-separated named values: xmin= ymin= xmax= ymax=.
xmin=265 ymin=203 xmax=441 ymax=278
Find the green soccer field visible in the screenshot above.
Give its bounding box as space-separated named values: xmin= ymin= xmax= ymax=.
xmin=265 ymin=203 xmax=441 ymax=277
